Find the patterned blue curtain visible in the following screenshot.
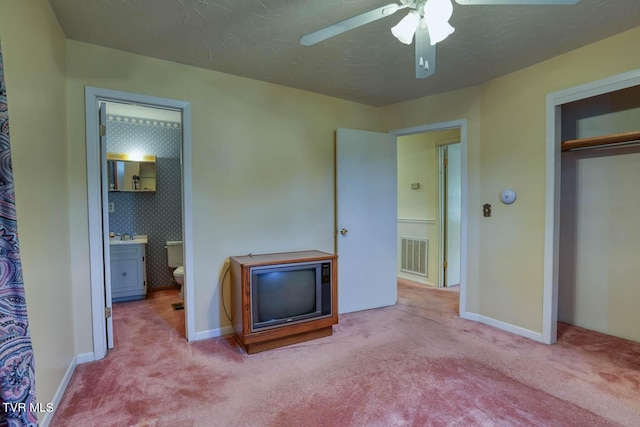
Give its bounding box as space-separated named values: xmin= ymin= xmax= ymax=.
xmin=0 ymin=40 xmax=37 ymax=427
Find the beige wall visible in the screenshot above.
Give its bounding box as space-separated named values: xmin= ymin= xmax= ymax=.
xmin=65 ymin=40 xmax=383 ymax=348
xmin=398 ymin=134 xmax=436 ymax=221
xmin=384 ymin=26 xmax=640 ymax=333
xmin=397 ymin=129 xmax=461 ymax=220
xmin=0 ymin=0 xmax=73 ymax=416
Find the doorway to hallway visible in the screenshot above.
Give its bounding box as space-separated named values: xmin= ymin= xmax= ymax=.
xmin=397 ymin=129 xmax=461 ymax=288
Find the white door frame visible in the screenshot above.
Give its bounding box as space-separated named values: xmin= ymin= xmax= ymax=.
xmin=85 ymin=86 xmax=195 ymax=360
xmin=390 ymin=119 xmax=468 ymax=317
xmin=543 ymin=68 xmax=640 ymax=344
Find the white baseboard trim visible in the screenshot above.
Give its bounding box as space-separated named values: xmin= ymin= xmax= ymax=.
xmin=194 ymin=325 xmax=235 ymax=341
xmin=39 ymin=353 xmax=81 ymax=427
xmin=397 ymin=272 xmax=433 ymax=286
xmin=461 ymin=311 xmax=544 ymax=343
xmin=76 ymin=352 xmax=95 ymax=365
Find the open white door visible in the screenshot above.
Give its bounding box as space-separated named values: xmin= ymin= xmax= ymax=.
xmin=445 ymin=143 xmax=461 ymax=286
xmin=100 ymin=102 xmax=114 ymax=349
xmin=336 ymin=128 xmax=397 ymax=314
xmin=438 ymin=143 xmax=462 ymax=287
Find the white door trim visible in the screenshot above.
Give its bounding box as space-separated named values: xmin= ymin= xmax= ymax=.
xmin=85 ymin=86 xmax=195 ymax=360
xmin=390 ymin=119 xmax=468 ymax=317
xmin=438 ymin=144 xmax=447 ymax=288
xmin=544 ymin=68 xmax=640 ymax=344
xmin=98 ymin=103 xmax=113 ymax=348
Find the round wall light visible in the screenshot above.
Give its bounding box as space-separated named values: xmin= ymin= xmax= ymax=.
xmin=500 ymin=188 xmax=517 ymax=205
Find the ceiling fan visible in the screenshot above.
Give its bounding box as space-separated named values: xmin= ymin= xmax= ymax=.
xmin=300 ymin=0 xmax=581 ymax=79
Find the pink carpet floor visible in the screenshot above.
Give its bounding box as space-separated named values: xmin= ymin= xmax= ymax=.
xmin=51 ymin=282 xmax=640 ymax=426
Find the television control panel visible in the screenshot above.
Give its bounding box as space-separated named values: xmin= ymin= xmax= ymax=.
xmin=321 ymin=263 xmax=331 ymax=284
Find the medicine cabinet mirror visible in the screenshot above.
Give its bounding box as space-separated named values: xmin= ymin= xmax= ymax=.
xmin=107 ymin=152 xmax=156 ymax=192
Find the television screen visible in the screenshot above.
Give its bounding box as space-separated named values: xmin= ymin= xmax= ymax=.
xmin=255 ymin=268 xmax=316 ymax=322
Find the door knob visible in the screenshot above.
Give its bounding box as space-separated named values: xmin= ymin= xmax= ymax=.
xmin=340 ymin=228 xmax=348 ymax=236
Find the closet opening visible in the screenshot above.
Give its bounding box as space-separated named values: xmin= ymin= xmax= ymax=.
xmin=556 ymin=84 xmax=640 ymax=344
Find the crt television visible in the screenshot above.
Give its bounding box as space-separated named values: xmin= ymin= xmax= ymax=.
xmin=250 ymin=260 xmax=333 ymax=332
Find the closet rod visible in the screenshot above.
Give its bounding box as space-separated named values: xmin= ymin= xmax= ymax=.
xmin=561 ymin=130 xmax=640 ymax=152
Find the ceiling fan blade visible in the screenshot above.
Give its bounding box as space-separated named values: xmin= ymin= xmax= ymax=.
xmin=415 ymin=28 xmax=436 ymax=79
xmin=300 ymin=3 xmax=404 ymax=46
xmin=455 ymin=0 xmax=579 ymax=4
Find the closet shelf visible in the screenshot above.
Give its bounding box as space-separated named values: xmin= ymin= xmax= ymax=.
xmin=561 ymin=130 xmax=640 ymax=151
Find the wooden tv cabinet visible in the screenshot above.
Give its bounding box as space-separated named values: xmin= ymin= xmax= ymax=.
xmin=230 ymin=250 xmax=338 ymax=354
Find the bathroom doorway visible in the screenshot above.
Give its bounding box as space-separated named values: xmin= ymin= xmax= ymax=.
xmin=85 ymin=87 xmax=194 ymax=360
xmin=103 ymin=100 xmax=185 ymax=347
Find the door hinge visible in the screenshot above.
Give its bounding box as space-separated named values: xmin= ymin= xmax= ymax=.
xmin=105 ymin=307 xmax=112 ymax=318
xmin=443 ymin=158 xmax=448 ymax=166
xmin=99 ymin=124 xmax=106 ymax=136
xmin=443 ymin=261 xmax=448 ymax=269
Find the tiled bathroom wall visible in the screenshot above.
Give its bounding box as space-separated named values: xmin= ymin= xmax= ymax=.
xmin=107 ymin=114 xmax=182 ymax=290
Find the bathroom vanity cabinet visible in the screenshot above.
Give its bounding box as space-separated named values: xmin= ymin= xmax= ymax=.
xmin=110 ymin=242 xmax=147 ymax=302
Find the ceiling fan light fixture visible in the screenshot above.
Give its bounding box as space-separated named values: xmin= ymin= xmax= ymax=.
xmin=427 ymin=20 xmax=455 ymax=45
xmin=382 ymin=4 xmax=401 ymax=16
xmin=424 ymin=0 xmax=455 ymax=45
xmin=391 ymin=10 xmax=421 ymax=45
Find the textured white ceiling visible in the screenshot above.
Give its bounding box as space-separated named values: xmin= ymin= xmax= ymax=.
xmin=48 ymin=0 xmax=640 ymax=106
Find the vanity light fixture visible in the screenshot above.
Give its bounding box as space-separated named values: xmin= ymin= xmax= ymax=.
xmin=107 ymin=152 xmax=156 ymax=162
xmin=128 ymin=150 xmax=145 ymax=162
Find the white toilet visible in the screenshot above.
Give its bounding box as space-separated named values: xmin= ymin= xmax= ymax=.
xmin=166 ymin=241 xmax=184 ymax=299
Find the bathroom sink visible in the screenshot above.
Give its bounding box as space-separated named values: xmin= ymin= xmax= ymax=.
xmin=109 ymin=235 xmax=148 ymax=245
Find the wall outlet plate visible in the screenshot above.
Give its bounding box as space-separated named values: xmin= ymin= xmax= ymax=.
xmin=108 ymin=202 xmax=114 ymax=212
